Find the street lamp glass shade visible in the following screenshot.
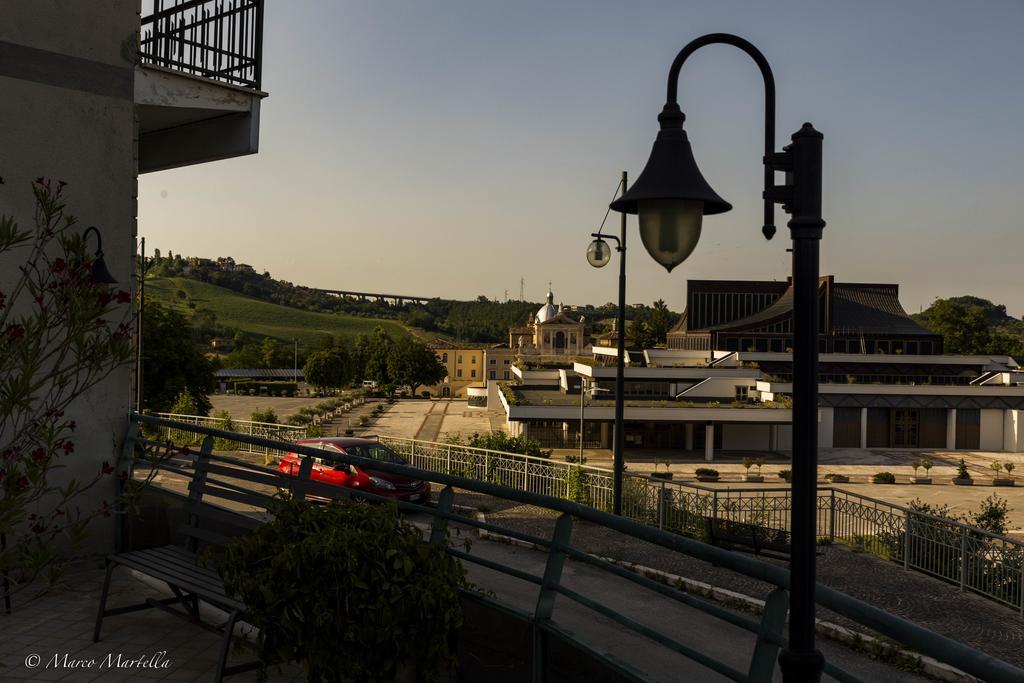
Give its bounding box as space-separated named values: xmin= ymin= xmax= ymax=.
xmin=638 ymin=199 xmax=703 ymax=272
xmin=586 ymin=239 xmax=611 ymax=268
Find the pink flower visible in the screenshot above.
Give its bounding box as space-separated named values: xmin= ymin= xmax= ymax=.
xmin=68 ymin=420 xmax=77 ymax=432
xmin=16 ymin=476 xmax=29 ymax=491
xmin=115 ymin=290 xmax=130 ymax=304
xmin=100 ymin=461 xmax=115 ymax=475
xmin=52 ymin=258 xmax=66 ymax=273
xmin=5 ymin=324 xmax=24 ymax=339
xmin=31 ymin=447 xmax=46 ymax=462
xmin=62 ymin=441 xmax=74 ymax=455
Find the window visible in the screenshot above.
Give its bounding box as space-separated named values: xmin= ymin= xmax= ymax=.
xmin=471 ymin=369 xmax=477 ymax=378
xmin=489 ymin=370 xmax=496 ymax=379
xmin=735 ymin=386 xmax=749 ymax=401
xmin=471 ymin=356 xmax=476 ymax=364
xmin=457 ymin=355 xmax=463 ymax=363
xmin=503 ymin=371 xmax=510 ymax=379
xmin=490 ymin=358 xmax=496 ymax=364
xmin=457 ymin=369 xmax=463 ymax=378
xmin=503 ymin=359 xmax=510 ymax=365
xmin=441 ymin=352 xmax=448 ymax=362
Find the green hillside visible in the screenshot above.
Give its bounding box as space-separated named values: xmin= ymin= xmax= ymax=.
xmin=146 ymin=277 xmax=410 ymax=347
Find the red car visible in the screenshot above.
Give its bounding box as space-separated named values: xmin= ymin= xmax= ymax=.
xmin=277 ymin=437 xmax=431 ymax=503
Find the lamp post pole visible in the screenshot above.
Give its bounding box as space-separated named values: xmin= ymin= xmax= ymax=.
xmin=607 ymin=34 xmax=826 ymax=681
xmin=613 ymin=171 xmax=627 ymax=516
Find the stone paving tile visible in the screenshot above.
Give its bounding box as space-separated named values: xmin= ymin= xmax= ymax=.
xmin=0 ymin=568 xmax=303 ymax=683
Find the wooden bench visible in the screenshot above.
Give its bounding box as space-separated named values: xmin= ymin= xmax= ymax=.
xmin=705 ymin=518 xmax=792 ymax=560
xmin=94 ymin=436 xmax=273 ymax=682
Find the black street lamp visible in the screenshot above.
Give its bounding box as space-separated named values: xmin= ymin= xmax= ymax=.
xmin=586 ymin=170 xmax=628 ymax=517
xmin=83 ymin=226 xmax=117 ymax=285
xmin=609 ymin=33 xmax=826 ymax=682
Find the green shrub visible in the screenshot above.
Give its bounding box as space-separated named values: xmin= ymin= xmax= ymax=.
xmin=956 ymin=458 xmax=971 ymax=479
xmin=215 ymin=497 xmax=467 ymax=682
xmin=872 ymin=471 xmax=896 ymax=484
xmin=969 ymin=494 xmax=1011 ymax=535
xmin=250 ymin=407 xmax=278 ymax=424
xmin=695 ymin=467 xmax=719 ymax=478
xmin=563 ymin=467 xmax=591 ymax=506
xmin=777 ymin=469 xmax=792 ymax=482
xmin=446 ymin=432 xmax=552 ymax=459
xmin=359 ymin=415 xmax=370 ymax=426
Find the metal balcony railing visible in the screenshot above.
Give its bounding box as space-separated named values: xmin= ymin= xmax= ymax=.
xmin=140 ymin=0 xmax=264 ymax=89
xmin=129 ymin=413 xmax=1024 ymax=682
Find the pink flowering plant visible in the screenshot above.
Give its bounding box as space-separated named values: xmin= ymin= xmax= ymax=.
xmin=0 ymin=177 xmax=133 ymax=604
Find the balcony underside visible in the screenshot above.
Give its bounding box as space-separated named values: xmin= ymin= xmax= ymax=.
xmin=136 ymin=65 xmax=266 ymax=173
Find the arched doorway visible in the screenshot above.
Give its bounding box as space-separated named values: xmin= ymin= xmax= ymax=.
xmin=554 ymin=331 xmax=566 ymax=351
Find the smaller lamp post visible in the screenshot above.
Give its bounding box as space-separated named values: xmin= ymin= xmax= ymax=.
xmin=577 ymin=376 xmax=611 ymax=463
xmin=586 ymin=171 xmax=628 ymax=516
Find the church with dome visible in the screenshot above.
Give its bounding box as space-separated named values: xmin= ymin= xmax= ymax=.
xmin=509 ymin=287 xmax=590 ymax=357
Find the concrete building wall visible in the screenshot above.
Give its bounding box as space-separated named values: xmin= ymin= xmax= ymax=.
xmin=1004 ymin=410 xmax=1022 ymax=453
xmin=684 ymin=377 xmax=757 ymax=400
xmin=722 ymin=424 xmax=770 ymax=450
xmin=980 ymin=409 xmax=1005 ymax=451
xmin=0 ymin=0 xmax=139 ymax=554
xmin=818 ymin=408 xmax=834 ymax=449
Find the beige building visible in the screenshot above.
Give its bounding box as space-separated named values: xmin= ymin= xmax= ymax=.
xmin=427 ymin=339 xmax=487 ymax=398
xmin=509 ymin=288 xmax=589 ymax=358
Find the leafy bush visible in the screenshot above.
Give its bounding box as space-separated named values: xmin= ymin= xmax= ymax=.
xmin=563 ymin=467 xmax=591 ymax=506
xmin=695 ymin=467 xmax=719 ymax=477
xmin=215 ymin=497 xmax=467 ymax=682
xmin=969 ymin=494 xmax=1011 ymax=535
xmin=872 ymin=472 xmax=896 ymax=484
xmin=250 ymin=407 xmax=278 ymax=424
xmin=359 ymin=415 xmax=370 ymax=426
xmin=777 ymin=469 xmax=792 ymax=482
xmin=446 ymin=432 xmax=551 ymax=459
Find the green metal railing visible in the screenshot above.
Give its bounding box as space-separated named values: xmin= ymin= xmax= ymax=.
xmin=152 ymin=413 xmax=1024 ymax=615
xmin=128 ymin=413 xmax=1023 ymax=683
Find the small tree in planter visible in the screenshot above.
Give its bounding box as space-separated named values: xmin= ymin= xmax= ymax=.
xmin=651 ymin=455 xmax=673 ymax=480
xmin=216 ymin=496 xmax=468 ymax=682
xmin=741 ymin=457 xmax=763 ymax=483
xmin=777 ymin=469 xmax=792 ymax=483
xmin=911 ymin=459 xmax=931 ymax=485
xmin=872 ymin=471 xmax=896 ymax=484
xmin=1004 ymin=462 xmax=1016 ymax=480
xmin=694 ymin=467 xmax=719 ymax=482
xmin=824 ymin=472 xmax=849 ymax=484
xmin=952 ymin=458 xmax=973 ymax=486
xmin=992 ymin=461 xmax=1014 ymax=486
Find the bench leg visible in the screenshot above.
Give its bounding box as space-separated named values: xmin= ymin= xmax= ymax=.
xmin=93 ymin=559 xmax=115 ymax=643
xmin=214 ymin=610 xmax=239 ymax=683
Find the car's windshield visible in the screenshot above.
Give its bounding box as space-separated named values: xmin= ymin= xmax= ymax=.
xmin=342 ymin=444 xmax=407 ymax=464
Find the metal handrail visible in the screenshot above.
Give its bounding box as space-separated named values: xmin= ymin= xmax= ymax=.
xmin=130 ymin=413 xmax=1024 ymax=682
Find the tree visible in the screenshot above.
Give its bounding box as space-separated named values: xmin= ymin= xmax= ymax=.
xmin=260 ymin=337 xmax=290 ymax=368
xmin=387 ymin=336 xmax=447 ymax=396
xmin=303 ymin=349 xmax=352 ymax=392
xmin=354 ymin=327 xmax=394 ymax=385
xmin=647 ymin=299 xmax=673 ymax=346
xmin=922 ymin=300 xmax=992 ymax=354
xmin=142 ymin=302 xmax=216 ymax=414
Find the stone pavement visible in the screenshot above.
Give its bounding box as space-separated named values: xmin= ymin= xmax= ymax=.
xmin=0 ymin=566 xmax=303 ymax=682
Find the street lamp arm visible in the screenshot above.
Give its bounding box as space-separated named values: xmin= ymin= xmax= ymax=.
xmin=664 ymin=32 xmax=778 ymax=240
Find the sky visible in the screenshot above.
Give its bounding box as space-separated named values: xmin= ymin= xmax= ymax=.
xmin=138 ymin=0 xmax=1024 ymax=317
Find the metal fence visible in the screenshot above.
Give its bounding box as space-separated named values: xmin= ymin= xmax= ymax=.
xmin=127 ymin=413 xmax=1024 ymax=682
xmin=155 ymin=413 xmax=1024 ymax=614
xmin=141 ymin=0 xmax=265 ymax=89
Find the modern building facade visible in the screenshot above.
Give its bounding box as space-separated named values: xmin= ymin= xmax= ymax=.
xmin=497 ymin=279 xmax=1024 ymax=457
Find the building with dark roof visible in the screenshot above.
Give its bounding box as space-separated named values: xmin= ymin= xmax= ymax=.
xmin=668 ymin=277 xmax=942 ymax=355
xmin=493 ymin=277 xmax=1023 ymax=456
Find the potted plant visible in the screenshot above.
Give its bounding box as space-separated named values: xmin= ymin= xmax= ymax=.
xmin=742 ymin=457 xmax=763 ymax=483
xmin=872 ymin=471 xmax=896 ymax=484
xmin=651 ymin=456 xmax=673 ymax=480
xmin=824 ymin=472 xmax=849 ymax=484
xmin=992 ymin=461 xmax=1014 ymax=486
xmin=1005 ymin=462 xmax=1016 ymax=481
xmin=911 ymin=459 xmax=932 ymax=485
xmin=777 ymin=469 xmax=792 ymax=483
xmin=215 ymin=496 xmax=468 ymax=682
xmin=952 ymin=458 xmax=973 ymax=486
xmin=695 ymin=467 xmax=720 ymax=483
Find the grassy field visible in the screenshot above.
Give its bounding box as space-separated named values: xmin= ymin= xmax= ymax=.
xmin=146 ymin=277 xmax=411 ymax=346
